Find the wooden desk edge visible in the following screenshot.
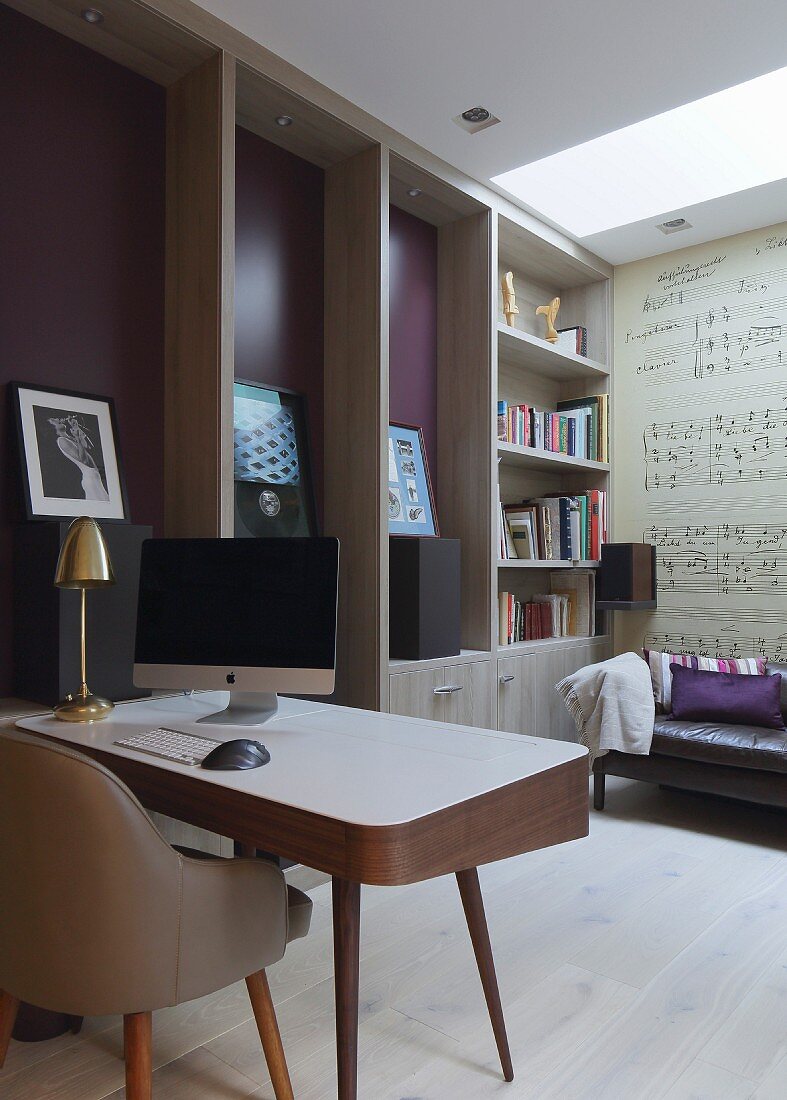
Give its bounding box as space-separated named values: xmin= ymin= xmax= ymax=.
xmin=16 ymin=725 xmax=589 ymax=886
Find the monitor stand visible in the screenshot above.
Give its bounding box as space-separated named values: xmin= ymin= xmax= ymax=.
xmin=196 ymin=692 xmax=279 ymax=726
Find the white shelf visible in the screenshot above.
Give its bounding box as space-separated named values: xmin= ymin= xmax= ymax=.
xmin=389 ymin=649 xmax=491 ymax=675
xmin=497 ymin=559 xmax=599 ymax=569
xmin=497 ymin=634 xmax=611 ymax=656
xmin=497 ymin=323 xmax=609 ymax=381
xmin=497 ymin=441 xmax=609 ymax=474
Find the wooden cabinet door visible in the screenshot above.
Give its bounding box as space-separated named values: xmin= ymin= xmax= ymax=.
xmin=534 ymin=646 xmax=573 ymax=741
xmin=389 ymin=667 xmax=444 ymax=721
xmin=535 ymin=639 xmax=612 ymax=742
xmin=444 ymin=660 xmax=493 ymax=728
xmin=496 ymin=654 xmax=537 ymax=736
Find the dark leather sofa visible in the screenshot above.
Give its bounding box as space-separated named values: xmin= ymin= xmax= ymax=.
xmin=593 ymin=661 xmax=787 ymax=811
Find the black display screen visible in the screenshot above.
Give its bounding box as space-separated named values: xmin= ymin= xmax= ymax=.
xmin=135 ymin=538 xmax=338 ymax=670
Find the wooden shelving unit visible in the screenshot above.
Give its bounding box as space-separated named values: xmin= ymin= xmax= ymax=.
xmin=493 ymin=213 xmax=613 ymax=738
xmin=10 ymin=0 xmax=614 ymax=741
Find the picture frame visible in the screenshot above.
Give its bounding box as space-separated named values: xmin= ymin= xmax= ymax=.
xmin=387 ymin=422 xmax=439 ymax=537
xmin=233 ymin=379 xmax=319 ymax=538
xmin=9 ymin=382 xmax=129 ymax=522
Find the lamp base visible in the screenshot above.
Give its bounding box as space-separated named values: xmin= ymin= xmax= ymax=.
xmin=54 ymin=688 xmax=114 ymax=723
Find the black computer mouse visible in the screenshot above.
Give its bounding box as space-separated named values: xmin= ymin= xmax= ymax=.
xmin=201 ymin=738 xmax=271 ymax=771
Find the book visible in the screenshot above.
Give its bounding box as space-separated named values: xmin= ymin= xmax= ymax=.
xmin=550 ymin=568 xmax=595 ymax=637
xmin=497 ymin=400 xmax=507 ymax=441
xmin=556 ymin=326 xmax=588 ymax=357
xmin=504 ymin=508 xmax=536 ymax=559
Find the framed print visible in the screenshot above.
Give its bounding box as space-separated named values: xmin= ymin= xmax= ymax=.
xmin=10 ymin=382 xmax=129 ymax=521
xmin=233 ymin=380 xmax=319 ymax=537
xmin=387 ymin=422 xmax=439 ymax=536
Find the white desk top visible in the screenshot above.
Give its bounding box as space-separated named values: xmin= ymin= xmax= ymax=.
xmin=17 ymin=692 xmax=586 ymax=828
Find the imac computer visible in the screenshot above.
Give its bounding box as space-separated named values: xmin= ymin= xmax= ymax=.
xmin=134 ymin=537 xmax=339 ymax=725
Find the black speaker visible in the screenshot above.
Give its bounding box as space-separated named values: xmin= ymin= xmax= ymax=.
xmin=599 ymin=543 xmax=657 ymax=603
xmin=389 ymin=537 xmax=461 ymax=661
xmin=13 ymin=522 xmax=152 ymax=707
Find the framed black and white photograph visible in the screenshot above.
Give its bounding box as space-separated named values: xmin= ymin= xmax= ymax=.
xmin=233 ymin=380 xmax=319 ymax=538
xmin=388 ymin=422 xmax=439 ymax=537
xmin=10 ymin=383 xmax=129 ymax=521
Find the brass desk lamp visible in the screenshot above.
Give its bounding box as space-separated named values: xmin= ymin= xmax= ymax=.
xmin=53 ymin=516 xmax=116 ymax=722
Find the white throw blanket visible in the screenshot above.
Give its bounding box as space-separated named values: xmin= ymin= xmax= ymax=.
xmin=556 ymin=651 xmax=655 ymax=768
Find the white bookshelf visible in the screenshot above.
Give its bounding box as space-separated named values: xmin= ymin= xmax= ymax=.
xmin=497 ymin=323 xmax=609 ymax=382
xmin=497 ymin=559 xmax=599 ymax=569
xmin=497 ymin=441 xmax=609 ymax=474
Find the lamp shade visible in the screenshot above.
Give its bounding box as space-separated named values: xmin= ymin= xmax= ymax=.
xmin=54 ymin=517 xmax=116 ymax=589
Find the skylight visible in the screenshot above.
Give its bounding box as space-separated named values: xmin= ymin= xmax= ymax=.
xmin=491 ymin=67 xmax=787 ymax=238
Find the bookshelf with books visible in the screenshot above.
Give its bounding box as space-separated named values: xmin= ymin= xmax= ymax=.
xmin=493 ymin=213 xmax=613 ymax=737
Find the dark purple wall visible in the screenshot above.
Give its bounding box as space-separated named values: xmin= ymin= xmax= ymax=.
xmin=0 ymin=5 xmax=166 ymax=695
xmin=389 ymin=205 xmax=438 ymax=480
xmin=234 ymin=125 xmax=325 ymax=518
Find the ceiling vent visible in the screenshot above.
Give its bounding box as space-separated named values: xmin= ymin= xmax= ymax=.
xmin=453 ymin=107 xmax=500 ymax=134
xmin=656 ymin=217 xmax=692 ymax=235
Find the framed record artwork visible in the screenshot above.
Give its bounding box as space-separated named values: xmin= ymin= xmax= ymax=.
xmin=233 ymin=380 xmax=319 ymax=538
xmin=387 ymin=422 xmax=439 ymax=537
xmin=9 ymin=382 xmax=129 ymax=522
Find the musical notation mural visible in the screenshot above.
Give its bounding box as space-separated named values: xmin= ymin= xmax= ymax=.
xmin=613 ymin=222 xmax=787 ymax=659
xmin=643 ymin=406 xmax=787 ymax=490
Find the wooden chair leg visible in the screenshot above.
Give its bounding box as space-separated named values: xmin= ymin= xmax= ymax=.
xmin=246 ymin=970 xmax=294 ymax=1100
xmin=0 ymin=992 xmax=20 ymax=1069
xmin=123 ymin=1011 xmax=152 ymax=1100
xmin=456 ymin=868 xmax=514 ymax=1082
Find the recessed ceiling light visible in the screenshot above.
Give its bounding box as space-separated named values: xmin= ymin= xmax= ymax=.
xmin=407 ymin=187 xmax=422 ymax=198
xmin=462 ymin=107 xmax=491 ymax=124
xmin=492 ymin=65 xmax=787 ymax=237
xmin=81 ymin=7 xmax=103 ymax=22
xmin=275 ymin=115 xmax=293 ymax=127
xmin=657 ymin=217 xmax=692 ymax=235
xmin=453 ymin=108 xmax=500 ymax=135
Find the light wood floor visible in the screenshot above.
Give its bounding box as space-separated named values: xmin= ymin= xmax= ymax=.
xmin=2 ymin=776 xmax=785 ymax=1099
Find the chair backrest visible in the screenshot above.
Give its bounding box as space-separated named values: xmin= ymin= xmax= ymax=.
xmin=0 ymin=729 xmax=185 ymax=1016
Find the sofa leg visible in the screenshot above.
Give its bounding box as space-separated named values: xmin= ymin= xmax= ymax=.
xmin=593 ymin=771 xmax=605 ymax=811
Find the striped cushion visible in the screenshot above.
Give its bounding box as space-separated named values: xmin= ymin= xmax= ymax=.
xmin=643 ymin=650 xmax=766 ymax=712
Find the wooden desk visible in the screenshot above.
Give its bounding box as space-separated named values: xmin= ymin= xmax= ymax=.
xmin=18 ymin=691 xmax=588 ymax=1098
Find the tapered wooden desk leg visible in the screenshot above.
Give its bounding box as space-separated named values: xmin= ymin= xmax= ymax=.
xmin=332 ymin=877 xmax=361 ymax=1100
xmin=456 ymin=868 xmax=514 ymax=1082
xmin=0 ymin=991 xmax=20 ymax=1068
xmin=123 ymin=1011 xmax=152 ymax=1100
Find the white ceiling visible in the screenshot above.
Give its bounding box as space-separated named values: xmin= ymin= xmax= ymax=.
xmin=197 ymin=0 xmax=787 ymax=265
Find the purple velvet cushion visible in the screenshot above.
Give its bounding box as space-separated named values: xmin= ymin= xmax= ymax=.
xmin=669 ymin=663 xmax=784 ymax=730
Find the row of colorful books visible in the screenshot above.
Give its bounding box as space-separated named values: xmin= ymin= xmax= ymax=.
xmin=497 ymin=394 xmax=609 ymax=463
xmin=499 ymin=570 xmax=596 ymax=644
xmin=499 ymin=491 xmax=607 ymax=562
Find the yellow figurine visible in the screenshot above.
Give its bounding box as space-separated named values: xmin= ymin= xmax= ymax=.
xmin=536 ymin=296 xmax=560 ymax=343
xmin=501 ymin=271 xmax=519 ymax=328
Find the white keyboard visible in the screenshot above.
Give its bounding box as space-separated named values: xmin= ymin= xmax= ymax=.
xmin=114 ymin=728 xmax=222 ymax=766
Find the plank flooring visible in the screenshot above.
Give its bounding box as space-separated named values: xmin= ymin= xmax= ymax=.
xmin=1 ymin=775 xmax=784 ymax=1099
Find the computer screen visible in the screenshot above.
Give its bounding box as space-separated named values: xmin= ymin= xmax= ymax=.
xmin=134 ymin=538 xmax=338 ymax=697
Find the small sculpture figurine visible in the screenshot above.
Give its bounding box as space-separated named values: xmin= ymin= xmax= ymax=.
xmin=536 ymin=296 xmax=561 ymax=343
xmin=501 ymin=271 xmax=519 ymax=328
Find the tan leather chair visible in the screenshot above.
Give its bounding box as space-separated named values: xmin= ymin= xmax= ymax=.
xmin=0 ymin=728 xmax=312 ymax=1099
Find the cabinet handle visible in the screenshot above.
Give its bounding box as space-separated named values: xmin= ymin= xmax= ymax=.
xmin=434 ymin=684 xmax=463 ymax=694
xmin=499 ymin=674 xmax=515 ymax=685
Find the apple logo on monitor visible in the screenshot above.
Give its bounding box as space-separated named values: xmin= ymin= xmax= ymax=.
xmin=226 ymin=672 xmax=236 ymax=684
